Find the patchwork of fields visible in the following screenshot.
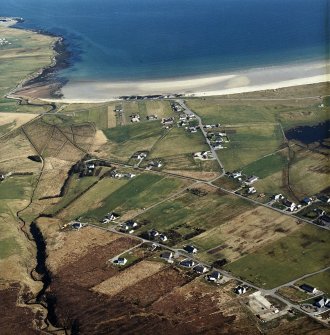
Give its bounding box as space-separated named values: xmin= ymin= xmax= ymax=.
xmin=0 ymin=22 xmax=329 ymax=334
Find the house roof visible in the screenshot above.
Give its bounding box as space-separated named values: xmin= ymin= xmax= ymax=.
xmin=300 ymin=284 xmax=316 ymax=292
xmin=184 ymin=245 xmax=197 ymax=253
xmin=160 ymin=251 xmax=173 ymax=259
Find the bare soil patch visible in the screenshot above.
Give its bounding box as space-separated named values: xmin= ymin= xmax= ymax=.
xmin=93 ymin=260 xmax=165 ymax=296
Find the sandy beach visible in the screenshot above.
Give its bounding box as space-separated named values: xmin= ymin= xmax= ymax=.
xmin=57 ymin=61 xmax=329 ymax=102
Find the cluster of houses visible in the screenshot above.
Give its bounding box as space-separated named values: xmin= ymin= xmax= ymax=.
xmin=110 ymin=169 xmax=136 ymax=179
xmin=130 ymin=113 xmax=141 ymax=123
xmin=132 ymin=151 xmax=148 ymax=161
xmin=101 ymin=212 xmax=120 ymax=224
xmin=177 ymin=113 xmax=198 ymax=133
xmin=0 ymin=37 xmax=11 ymax=46
xmin=207 ymin=131 xmax=229 ymax=150
xmin=161 ymin=117 xmax=175 ymax=127
xmin=272 ymin=194 xmax=318 ymax=212
xmin=193 ymin=151 xmax=214 ymax=161
xmin=145 ymin=160 xmax=163 ymax=170
xmin=78 ymin=162 xmax=97 ymax=177
xmin=159 ymin=248 xmax=238 ymax=285
xmin=299 ymin=284 xmax=330 ymax=311
xmin=170 ymin=102 xmax=184 ymax=113
xmin=147 ymin=229 xmax=168 ymax=242
xmin=119 ymin=220 xmax=139 ymax=234
xmin=161 ymin=251 xmax=209 ymax=276
xmin=234 ymin=285 xmax=248 ymax=295
xmin=229 ymin=171 xmax=259 ymax=185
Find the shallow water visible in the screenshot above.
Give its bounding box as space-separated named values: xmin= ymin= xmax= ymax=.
xmin=2 ymin=0 xmax=328 ymax=81
xmin=285 ymin=121 xmax=330 ymax=147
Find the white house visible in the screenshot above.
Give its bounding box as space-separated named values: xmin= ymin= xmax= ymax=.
xmin=245 ymin=176 xmax=259 ymax=185
xmin=274 ymin=194 xmax=284 ymax=201
xmin=159 ymin=234 xmax=168 ymax=242
xmin=234 ymin=285 xmax=248 ymax=295
xmin=114 ymin=257 xmax=127 ymax=266
xmin=248 ymin=187 xmax=256 ymax=194
xmin=314 ymin=297 xmax=330 ymax=308
xmin=207 ymin=271 xmax=221 ymax=282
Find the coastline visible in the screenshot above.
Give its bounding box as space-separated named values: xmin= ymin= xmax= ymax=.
xmin=58 ymin=61 xmax=329 ymax=102
xmin=2 ymin=18 xmax=71 ymax=101
xmin=2 ymin=17 xmax=329 ymax=103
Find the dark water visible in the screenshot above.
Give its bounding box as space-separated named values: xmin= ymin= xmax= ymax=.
xmin=285 ymin=121 xmax=330 ymax=146
xmin=1 ymin=0 xmax=328 ymax=81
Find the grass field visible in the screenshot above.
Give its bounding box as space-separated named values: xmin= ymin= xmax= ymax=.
xmin=149 ymin=127 xmax=208 ymax=158
xmin=0 ymin=237 xmax=20 ymax=259
xmin=103 ymin=121 xmax=166 ymax=162
xmin=0 ymin=175 xmax=36 ymax=200
xmin=225 ymin=225 xmax=330 ymax=289
xmin=135 ymin=187 xmax=253 ymax=242
xmin=289 ymin=146 xmax=330 ymax=198
xmin=242 ymin=151 xmax=288 ymax=179
xmin=191 ymin=206 xmax=301 ymax=262
xmin=0 ymin=26 xmax=56 ymax=111
xmin=43 ymin=175 xmax=99 ymax=215
xmin=121 ymin=100 xmax=173 ymax=123
xmin=84 ymin=173 xmax=189 ymax=219
xmin=58 ymin=178 xmax=128 ymax=220
xmin=218 ymin=124 xmax=284 ymax=171
xmin=185 ymin=90 xmax=328 ymax=129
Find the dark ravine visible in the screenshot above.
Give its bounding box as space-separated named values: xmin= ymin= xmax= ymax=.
xmin=29 ymin=222 xmax=58 ymax=327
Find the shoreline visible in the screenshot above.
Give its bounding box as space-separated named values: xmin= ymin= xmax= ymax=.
xmin=57 ymin=60 xmax=329 ymax=103
xmin=2 ymin=17 xmax=329 ymax=103
xmin=2 ymin=17 xmax=71 ymax=101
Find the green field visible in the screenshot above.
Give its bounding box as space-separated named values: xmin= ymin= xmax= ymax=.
xmin=80 ymin=173 xmax=189 ymax=220
xmin=103 ymin=121 xmax=166 ymax=161
xmin=289 ymin=147 xmax=330 ymax=198
xmin=149 ymin=127 xmax=208 ymax=158
xmin=0 ymin=237 xmax=20 ymax=259
xmin=218 ymin=124 xmax=284 ymax=171
xmin=242 ymin=151 xmax=288 ymax=179
xmin=185 ymin=93 xmax=329 ymax=129
xmin=225 ymin=225 xmax=330 ymax=289
xmin=0 ymin=26 xmax=56 ymax=112
xmin=0 ymin=175 xmax=35 ymax=199
xmin=43 ymin=175 xmax=99 ymax=215
xmin=135 ymin=190 xmax=253 ymax=243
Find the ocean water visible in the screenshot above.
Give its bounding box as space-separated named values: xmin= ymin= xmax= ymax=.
xmin=1 ymin=0 xmax=328 ymax=81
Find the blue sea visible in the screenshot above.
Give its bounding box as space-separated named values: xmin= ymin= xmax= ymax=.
xmin=1 ymin=0 xmax=328 ymax=81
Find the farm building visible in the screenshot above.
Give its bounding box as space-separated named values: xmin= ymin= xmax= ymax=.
xmin=299 ymin=284 xmax=317 ymax=294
